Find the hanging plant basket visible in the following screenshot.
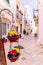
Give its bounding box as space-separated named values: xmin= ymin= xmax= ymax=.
xmin=8 ymin=54 xmax=20 ymax=62
xmin=7 ymin=35 xmax=19 ymax=42
xmin=7 ymin=50 xmax=20 ymax=62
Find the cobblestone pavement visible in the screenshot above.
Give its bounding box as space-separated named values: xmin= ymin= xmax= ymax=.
xmin=4 ymin=34 xmax=43 ymax=65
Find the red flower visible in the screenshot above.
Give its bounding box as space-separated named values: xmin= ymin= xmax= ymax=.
xmin=10 ymin=50 xmax=17 ymax=56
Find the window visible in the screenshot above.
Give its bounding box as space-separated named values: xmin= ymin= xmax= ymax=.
xmin=2 ymin=23 xmax=6 ymax=35
xmin=7 ymin=24 xmax=9 ymax=33
xmin=19 ymin=13 xmax=22 ymax=21
xmin=6 ymin=0 xmax=9 ymax=3
xmin=16 ymin=12 xmax=19 ymax=18
xmin=20 ymin=14 xmax=22 ymax=21
xmin=16 ymin=5 xmax=19 ymax=9
xmin=7 ymin=24 xmax=9 ymax=29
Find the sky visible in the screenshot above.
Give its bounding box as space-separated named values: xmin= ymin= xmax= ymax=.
xmin=23 ymin=0 xmax=37 ymax=10
xmin=22 ymin=0 xmax=38 ymax=18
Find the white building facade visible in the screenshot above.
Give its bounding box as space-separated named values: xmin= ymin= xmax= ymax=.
xmin=24 ymin=5 xmax=36 ymax=34
xmin=38 ymin=0 xmax=43 ymax=44
xmin=0 ymin=0 xmax=25 ymax=38
xmin=0 ymin=0 xmax=12 ymax=38
xmin=10 ymin=0 xmax=25 ymax=34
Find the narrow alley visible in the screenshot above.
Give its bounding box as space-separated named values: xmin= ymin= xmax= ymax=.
xmin=0 ymin=0 xmax=43 ymax=65
xmin=4 ymin=34 xmax=43 ymax=65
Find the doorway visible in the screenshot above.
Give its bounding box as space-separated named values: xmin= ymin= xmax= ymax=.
xmin=20 ymin=24 xmax=22 ymax=33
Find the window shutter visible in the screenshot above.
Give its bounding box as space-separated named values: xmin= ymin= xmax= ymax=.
xmin=6 ymin=0 xmax=9 ymax=3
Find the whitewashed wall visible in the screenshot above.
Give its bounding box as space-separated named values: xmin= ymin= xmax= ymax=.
xmin=10 ymin=0 xmax=16 ymax=21
xmin=38 ymin=0 xmax=43 ymax=44
xmin=0 ymin=0 xmax=12 ymax=37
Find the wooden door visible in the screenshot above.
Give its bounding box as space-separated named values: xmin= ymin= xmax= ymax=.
xmin=0 ymin=39 xmax=7 ymax=65
xmin=20 ymin=24 xmax=22 ymax=33
xmin=16 ymin=26 xmax=18 ymax=33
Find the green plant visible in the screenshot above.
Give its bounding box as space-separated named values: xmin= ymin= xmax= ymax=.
xmin=23 ymin=29 xmax=26 ymax=34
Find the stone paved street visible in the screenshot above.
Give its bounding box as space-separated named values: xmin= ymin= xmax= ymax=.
xmin=4 ymin=34 xmax=43 ymax=65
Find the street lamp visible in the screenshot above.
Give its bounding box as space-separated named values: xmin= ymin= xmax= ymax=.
xmin=0 ymin=8 xmax=14 ymax=38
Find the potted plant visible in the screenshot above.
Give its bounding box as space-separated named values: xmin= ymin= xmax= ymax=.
xmin=7 ymin=47 xmax=20 ymax=62
xmin=23 ymin=29 xmax=26 ymax=34
xmin=7 ymin=30 xmax=19 ymax=42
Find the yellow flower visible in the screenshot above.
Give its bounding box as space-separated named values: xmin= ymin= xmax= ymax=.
xmin=10 ymin=34 xmax=12 ymax=37
xmin=13 ymin=31 xmax=18 ymax=35
xmin=13 ymin=48 xmax=20 ymax=54
xmin=8 ymin=30 xmax=18 ymax=37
